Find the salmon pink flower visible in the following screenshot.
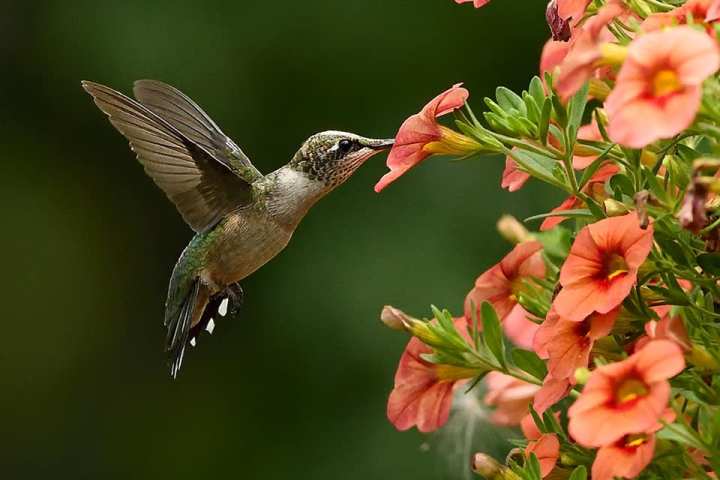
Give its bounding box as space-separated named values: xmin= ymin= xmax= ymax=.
xmin=534 ymin=375 xmax=574 ymax=414
xmin=526 ymin=434 xmax=560 ymax=478
xmin=484 ymin=372 xmax=540 ymax=426
xmin=553 ymin=213 xmax=653 ymax=322
xmin=375 ymin=84 xmax=477 ymax=192
xmin=568 ymin=340 xmax=685 ymax=447
xmin=540 ymin=163 xmax=619 ymax=231
xmin=465 ymin=241 xmax=546 ymax=349
xmin=555 ymin=1 xmax=627 ymax=100
xmin=606 ymin=27 xmax=720 ymax=148
xmin=534 ymin=308 xmax=618 ymax=380
xmin=501 ymin=151 xmax=531 ymax=192
xmin=591 ymin=410 xmax=674 ymax=480
xmin=455 ymin=0 xmax=490 ymax=7
xmin=558 ymin=0 xmax=592 ymax=26
xmin=541 ymin=40 xmax=571 ymax=77
xmin=642 ymin=0 xmax=720 ymax=32
xmin=592 ymin=433 xmax=657 ymax=480
xmin=636 ymin=314 xmax=692 ymax=353
xmin=387 ymin=319 xmax=478 ymax=432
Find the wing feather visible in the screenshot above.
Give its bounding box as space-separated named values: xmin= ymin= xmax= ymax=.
xmin=133 ymin=79 xmax=263 ymax=184
xmin=82 ymin=80 xmax=254 ymax=232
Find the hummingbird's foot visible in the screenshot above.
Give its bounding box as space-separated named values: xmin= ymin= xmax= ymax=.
xmin=224 ymin=282 xmax=244 ymax=316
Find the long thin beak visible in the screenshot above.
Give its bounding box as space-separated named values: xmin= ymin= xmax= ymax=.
xmin=365 ymin=138 xmax=395 ymax=150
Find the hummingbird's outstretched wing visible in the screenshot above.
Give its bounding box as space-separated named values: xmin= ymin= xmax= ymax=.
xmin=132 ymin=80 xmax=263 ymax=185
xmin=82 ymin=81 xmax=254 ymax=233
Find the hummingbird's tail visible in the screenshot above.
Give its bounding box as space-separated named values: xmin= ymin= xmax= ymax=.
xmin=164 ymin=266 xmax=243 ymax=378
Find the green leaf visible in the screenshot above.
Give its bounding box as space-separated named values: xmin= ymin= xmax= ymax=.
xmin=512 ymin=349 xmax=547 ymax=381
xmin=534 ymin=227 xmax=571 ymax=262
xmin=577 ymin=144 xmax=616 ymax=190
xmin=497 ymin=86 xmax=527 ymax=115
xmin=655 ymin=231 xmax=692 ymax=267
xmin=529 ymin=76 xmax=546 ymax=107
xmin=523 ymin=91 xmax=541 ymax=124
xmin=485 ymin=97 xmax=508 ymax=117
xmin=568 ymin=466 xmax=588 ymax=480
xmin=525 ymin=209 xmax=593 ymax=223
xmin=527 ymin=454 xmax=543 ymax=480
xmin=539 ymin=98 xmax=552 ymax=145
xmin=609 ymin=174 xmax=635 ymax=198
xmin=481 ymin=302 xmax=506 ymax=368
xmin=567 ymin=82 xmax=590 ymax=133
xmin=698 ymin=253 xmax=720 ymax=276
xmin=551 ymin=94 xmax=567 ymax=128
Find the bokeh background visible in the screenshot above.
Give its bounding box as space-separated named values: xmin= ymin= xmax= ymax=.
xmin=0 ymin=1 xmax=560 ymax=478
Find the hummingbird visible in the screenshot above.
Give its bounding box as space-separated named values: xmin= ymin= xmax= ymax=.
xmin=82 ymin=80 xmax=393 ymax=377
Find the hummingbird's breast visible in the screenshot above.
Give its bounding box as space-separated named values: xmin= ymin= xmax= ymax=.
xmin=200 ymin=206 xmax=294 ymax=290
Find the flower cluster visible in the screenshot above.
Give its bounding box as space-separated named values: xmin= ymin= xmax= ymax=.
xmin=377 ymin=1 xmax=720 ymax=479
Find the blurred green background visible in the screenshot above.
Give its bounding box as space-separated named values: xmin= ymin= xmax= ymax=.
xmin=0 ymin=1 xmax=559 ymax=478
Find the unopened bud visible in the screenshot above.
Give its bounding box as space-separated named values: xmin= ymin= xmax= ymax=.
xmin=588 ymin=78 xmax=611 ymax=102
xmin=604 ymin=199 xmax=629 ymax=217
xmin=599 ymin=43 xmax=628 ymax=66
xmin=497 ymin=215 xmax=533 ymax=244
xmin=473 ymin=453 xmax=520 ymax=480
xmin=380 ymin=305 xmax=412 ymax=332
xmin=574 ymin=367 xmax=591 ymax=385
xmin=640 ymin=150 xmax=657 ymax=168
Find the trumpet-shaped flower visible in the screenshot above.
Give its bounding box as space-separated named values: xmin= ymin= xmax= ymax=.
xmin=534 ymin=308 xmax=618 ymax=380
xmin=387 ymin=318 xmax=477 ymax=433
xmin=568 ymin=340 xmax=685 ymax=447
xmin=555 ymin=1 xmax=626 ymax=100
xmin=592 ymin=433 xmax=657 ymax=480
xmin=484 ymin=372 xmax=540 ymax=426
xmin=558 ymin=0 xmax=592 ymax=26
xmin=526 ymin=434 xmax=560 ymax=478
xmin=591 ymin=410 xmax=674 ymax=480
xmin=465 ymin=241 xmax=546 ymax=349
xmin=501 ymin=151 xmax=531 ymax=192
xmin=642 ymin=0 xmax=720 ymax=31
xmin=606 ymin=27 xmax=720 ymax=148
xmin=375 ymin=84 xmax=476 ymax=192
xmin=553 ymin=213 xmax=653 ymax=322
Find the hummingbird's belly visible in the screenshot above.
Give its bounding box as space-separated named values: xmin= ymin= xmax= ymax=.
xmin=202 ymin=211 xmax=293 ymax=289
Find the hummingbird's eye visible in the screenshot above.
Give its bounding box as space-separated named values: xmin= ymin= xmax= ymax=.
xmin=337 ymin=139 xmax=354 ymax=154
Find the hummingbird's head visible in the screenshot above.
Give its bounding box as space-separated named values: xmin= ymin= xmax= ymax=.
xmin=290 ymin=131 xmax=394 ymax=188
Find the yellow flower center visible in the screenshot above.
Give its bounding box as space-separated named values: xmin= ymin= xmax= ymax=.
xmin=653 ymin=69 xmax=682 ymax=97
xmin=615 ymin=377 xmax=649 ymax=404
xmin=606 ymin=254 xmax=629 ymax=281
xmin=624 ymin=434 xmax=648 ymax=448
xmin=423 ymin=126 xmax=482 ymax=156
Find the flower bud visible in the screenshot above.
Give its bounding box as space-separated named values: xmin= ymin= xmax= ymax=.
xmin=640 ymin=150 xmax=657 ymax=168
xmin=599 ymin=43 xmax=628 ymax=66
xmin=574 ymin=367 xmax=591 ymax=385
xmin=380 ymin=305 xmax=412 ymax=332
xmin=588 ymin=78 xmax=611 ymax=102
xmin=603 ymin=199 xmax=629 ymax=217
xmin=472 ymin=453 xmax=520 ymax=480
xmin=497 ymin=215 xmax=533 ymax=244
